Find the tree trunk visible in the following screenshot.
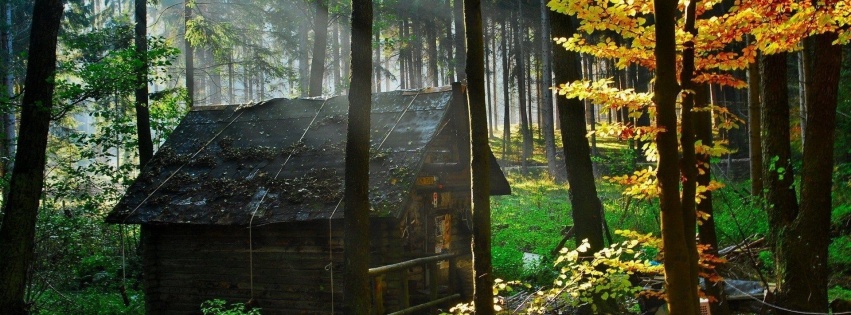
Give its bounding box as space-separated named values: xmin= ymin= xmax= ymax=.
xmin=513 ymin=12 xmax=531 ymax=173
xmin=343 ymin=0 xmax=372 ymax=313
xmin=184 ymin=0 xmax=194 ymax=107
xmin=0 ymin=0 xmax=14 ymax=178
xmin=551 ymin=0 xmax=604 ymax=253
xmin=539 ymin=0 xmax=560 ymax=180
xmin=679 ymin=2 xmax=701 ymax=312
xmin=0 ymin=0 xmax=63 ymax=312
xmin=761 ymin=52 xmax=797 ymax=248
xmin=463 ymin=1 xmax=493 ymax=313
xmin=775 ymin=32 xmax=840 ymax=315
xmin=299 ymin=22 xmax=310 ymax=96
xmin=501 ymin=20 xmax=510 ymax=163
xmin=135 ymin=0 xmax=153 ymax=168
xmin=695 ymin=82 xmax=729 ymax=315
xmin=341 ymin=21 xmax=350 ymax=87
xmin=453 ymin=0 xmax=466 ymax=82
xmin=428 ymin=17 xmax=439 ymax=87
xmin=332 ymin=25 xmax=341 ymax=93
xmin=747 ymin=47 xmax=762 ymax=196
xmin=309 ymin=0 xmax=328 ymax=97
xmin=654 ymin=0 xmax=700 ymax=312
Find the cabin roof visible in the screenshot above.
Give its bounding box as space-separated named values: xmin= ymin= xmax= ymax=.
xmin=106 ymin=86 xmax=510 ymax=226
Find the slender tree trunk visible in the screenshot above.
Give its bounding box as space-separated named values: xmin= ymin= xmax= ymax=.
xmin=654 ymin=0 xmax=699 ymax=312
xmin=428 ymin=17 xmax=439 ymax=87
xmin=501 ymin=21 xmax=510 ymax=163
xmin=184 ymin=0 xmax=194 ymax=107
xmin=540 ymin=0 xmax=559 ymax=180
xmin=443 ymin=0 xmax=453 ymax=83
xmin=695 ymin=82 xmax=729 ymax=315
xmin=747 ymin=49 xmax=762 ymax=196
xmin=299 ymin=23 xmax=310 ymax=96
xmin=344 ymin=0 xmax=372 ymax=313
xmin=0 ymin=0 xmax=63 ymax=312
xmin=513 ymin=13 xmax=531 ymax=173
xmin=332 ymin=25 xmax=341 ymax=93
xmin=228 ymin=53 xmax=234 ymax=103
xmin=453 ymin=0 xmax=466 ymax=82
xmin=0 ymin=0 xmax=14 ymax=178
xmin=341 ymin=22 xmax=350 ymax=86
xmin=374 ymin=30 xmax=381 ymax=92
xmin=775 ymin=32 xmax=840 ymax=315
xmin=135 ymin=0 xmax=152 ymax=168
xmin=309 ymin=0 xmax=328 ymax=96
xmin=679 ymin=2 xmax=701 ymax=312
xmin=463 ymin=1 xmax=493 ymax=313
xmin=484 ymin=17 xmax=493 ymax=137
xmin=490 ymin=28 xmax=498 ymax=137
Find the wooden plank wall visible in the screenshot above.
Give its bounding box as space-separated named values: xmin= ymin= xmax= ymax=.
xmin=143 ymin=219 xmax=404 ymax=315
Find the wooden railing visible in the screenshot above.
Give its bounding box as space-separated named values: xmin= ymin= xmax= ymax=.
xmin=369 ymin=252 xmax=462 ymax=315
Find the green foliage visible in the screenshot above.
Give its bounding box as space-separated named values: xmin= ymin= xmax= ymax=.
xmin=491 ymin=171 xmax=570 ymax=284
xmin=830 ymin=236 xmax=851 ymax=272
xmin=33 ymin=288 xmax=143 ymax=315
xmin=830 ymin=286 xmax=851 ymax=301
xmin=201 ymin=300 xmax=261 ymax=315
xmin=591 ymin=146 xmax=637 ymax=176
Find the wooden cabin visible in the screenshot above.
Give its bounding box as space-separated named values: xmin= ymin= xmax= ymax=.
xmin=106 ymin=84 xmax=511 ymax=314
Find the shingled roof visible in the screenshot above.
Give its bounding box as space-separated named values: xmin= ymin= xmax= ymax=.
xmin=106 ymin=86 xmax=510 ymax=226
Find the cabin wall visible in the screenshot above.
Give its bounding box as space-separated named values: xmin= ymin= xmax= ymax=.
xmin=142 ymin=219 xmax=404 ymax=315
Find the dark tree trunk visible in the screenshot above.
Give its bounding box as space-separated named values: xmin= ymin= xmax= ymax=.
xmin=343 ymin=0 xmax=372 ymax=313
xmin=309 ymin=0 xmax=328 ymax=97
xmin=299 ymin=23 xmax=310 ymax=96
xmin=654 ymin=0 xmax=700 ymax=312
xmin=695 ymin=83 xmax=729 ymax=315
xmin=0 ymin=0 xmax=14 ymax=178
xmin=775 ymin=32 xmax=840 ymax=315
xmin=332 ymin=25 xmax=341 ymax=93
xmin=135 ymin=0 xmax=152 ymax=168
xmin=761 ymin=52 xmax=797 ymax=247
xmin=184 ymin=0 xmax=194 ymax=106
xmin=747 ymin=48 xmax=762 ymax=196
xmin=539 ymin=0 xmax=560 ymax=180
xmin=453 ymin=0 xmax=466 ymax=82
xmin=0 ymin=0 xmax=63 ymax=312
xmin=501 ymin=20 xmax=510 ymax=163
xmin=513 ymin=13 xmax=531 ymax=173
xmin=463 ymin=1 xmax=493 ymax=313
xmin=427 ymin=16 xmax=439 ymax=87
xmin=551 ymin=3 xmax=604 ymax=253
xmin=679 ymin=2 xmax=701 ymax=312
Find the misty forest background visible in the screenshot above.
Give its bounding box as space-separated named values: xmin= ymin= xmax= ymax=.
xmin=0 ymin=0 xmax=850 ymax=313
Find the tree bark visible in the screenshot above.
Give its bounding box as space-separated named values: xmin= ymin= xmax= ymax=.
xmin=551 ymin=5 xmax=604 ymax=253
xmin=0 ymin=0 xmax=14 ymax=178
xmin=184 ymin=0 xmax=194 ymax=107
xmin=463 ymin=1 xmax=493 ymax=313
xmin=775 ymin=32 xmax=840 ymax=315
xmin=343 ymin=0 xmax=372 ymax=313
xmin=761 ymin=52 xmax=797 ymax=248
xmin=539 ymin=0 xmax=560 ymax=181
xmin=679 ymin=1 xmax=701 ymax=312
xmin=501 ymin=20 xmax=510 ymax=163
xmin=0 ymin=0 xmax=63 ymax=312
xmin=135 ymin=0 xmax=153 ymax=168
xmin=513 ymin=12 xmax=530 ymax=173
xmin=654 ymin=0 xmax=700 ymax=312
xmin=309 ymin=0 xmax=328 ymax=97
xmin=695 ymin=83 xmax=729 ymax=315
xmin=747 ymin=48 xmax=762 ymax=196
xmin=453 ymin=0 xmax=466 ymax=82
